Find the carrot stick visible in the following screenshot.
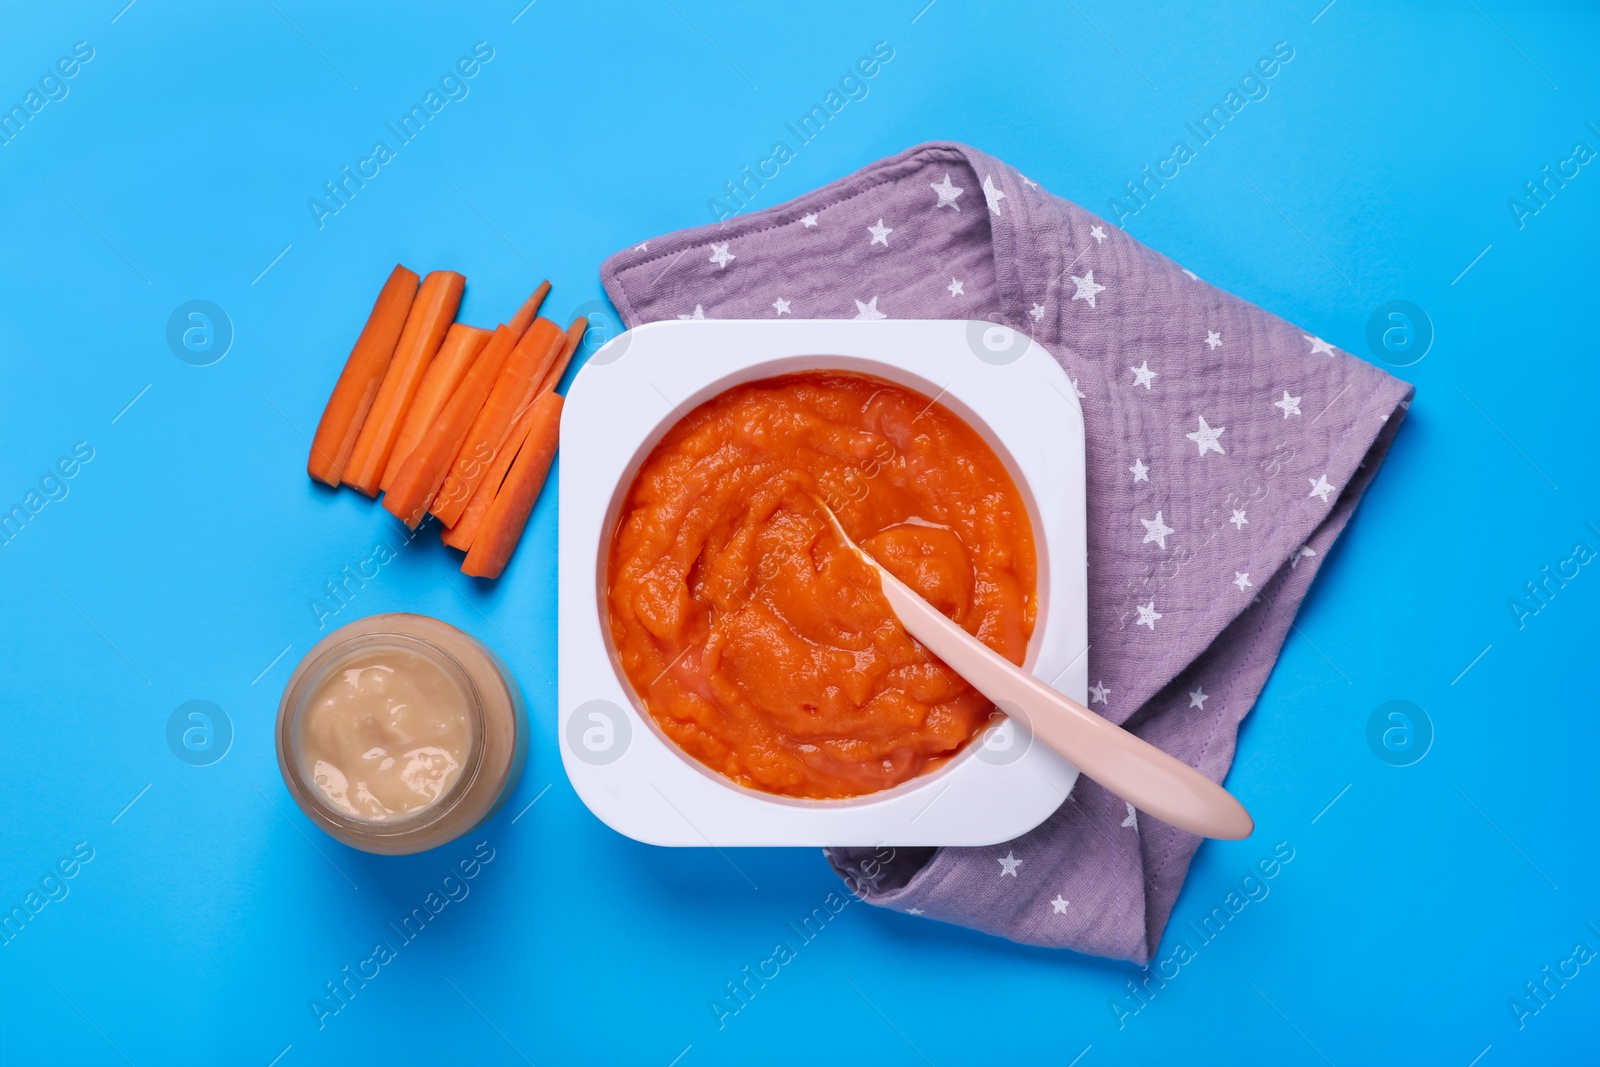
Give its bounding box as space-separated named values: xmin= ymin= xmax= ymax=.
xmin=382 ymin=323 xmax=519 ymax=528
xmin=535 ymin=316 xmax=588 ymax=398
xmin=307 ymin=264 xmax=419 ymax=486
xmin=445 ymin=318 xmax=586 ymax=552
xmin=462 ymin=392 xmax=563 ymax=579
xmin=430 ymin=318 xmax=563 ymax=527
xmin=343 ymin=270 xmax=466 ymax=496
xmin=507 ymin=280 xmax=551 ymax=335
xmin=380 ymin=323 xmax=491 ymax=491
xmin=444 ymin=317 xmax=586 ymax=551
xmin=439 ymin=398 xmax=541 ymax=552
xmin=442 ymin=318 xmax=584 ymax=550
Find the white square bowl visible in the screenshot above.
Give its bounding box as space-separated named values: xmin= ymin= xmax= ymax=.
xmin=557 ymin=319 xmax=1085 ymax=846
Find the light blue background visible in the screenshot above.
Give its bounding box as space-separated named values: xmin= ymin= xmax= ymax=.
xmin=2 ymin=1 xmax=1596 ymax=1064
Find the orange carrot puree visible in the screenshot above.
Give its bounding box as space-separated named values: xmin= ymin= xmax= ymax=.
xmin=606 ymin=371 xmax=1036 ymax=799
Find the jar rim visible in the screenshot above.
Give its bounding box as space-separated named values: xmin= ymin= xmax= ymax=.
xmin=278 ymin=629 xmax=489 ymax=839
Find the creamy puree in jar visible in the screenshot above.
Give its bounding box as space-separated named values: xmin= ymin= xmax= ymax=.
xmin=295 ymin=646 xmax=473 ymax=820
xmin=607 ymin=371 xmax=1037 ymax=800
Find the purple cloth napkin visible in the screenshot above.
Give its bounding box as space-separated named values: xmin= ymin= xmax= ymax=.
xmin=599 ymin=141 xmax=1412 ymax=964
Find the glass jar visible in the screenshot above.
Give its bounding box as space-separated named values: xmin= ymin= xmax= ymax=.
xmin=276 ymin=613 xmax=526 ymax=855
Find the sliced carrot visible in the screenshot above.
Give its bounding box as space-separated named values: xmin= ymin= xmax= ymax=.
xmin=380 ymin=323 xmax=491 ymax=491
xmin=442 ymin=318 xmax=585 ymax=551
xmin=442 ymin=318 xmax=587 ymax=553
xmin=507 ymin=280 xmax=551 ymax=335
xmin=307 ymin=264 xmax=418 ymax=486
xmin=343 ymin=270 xmax=466 ymax=496
xmin=462 ymin=392 xmax=564 ymax=579
xmin=439 ymin=398 xmax=542 ymax=552
xmin=430 ymin=318 xmax=563 ymax=526
xmin=382 ymin=323 xmax=519 ymax=528
xmin=535 ymin=316 xmax=588 ymax=398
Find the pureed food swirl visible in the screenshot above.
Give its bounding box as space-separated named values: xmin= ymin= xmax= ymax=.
xmin=606 ymin=372 xmax=1036 ymax=799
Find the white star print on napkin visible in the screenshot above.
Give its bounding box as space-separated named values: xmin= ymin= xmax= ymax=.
xmin=1071 ymin=270 xmax=1105 ymax=307
xmin=1185 ymin=416 xmax=1226 ymax=456
xmin=853 ymin=296 xmax=886 ymax=320
xmin=930 ymin=173 xmax=963 ymax=210
xmin=1140 ymin=512 xmax=1175 ymax=549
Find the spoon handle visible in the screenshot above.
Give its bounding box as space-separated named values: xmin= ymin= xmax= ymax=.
xmin=874 ymin=566 xmax=1255 ymax=841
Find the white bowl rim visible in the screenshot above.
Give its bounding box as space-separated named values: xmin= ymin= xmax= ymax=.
xmin=557 ymin=319 xmax=1085 ymax=847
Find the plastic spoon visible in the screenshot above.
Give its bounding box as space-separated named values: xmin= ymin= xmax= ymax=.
xmin=816 ymin=501 xmax=1254 ymax=840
